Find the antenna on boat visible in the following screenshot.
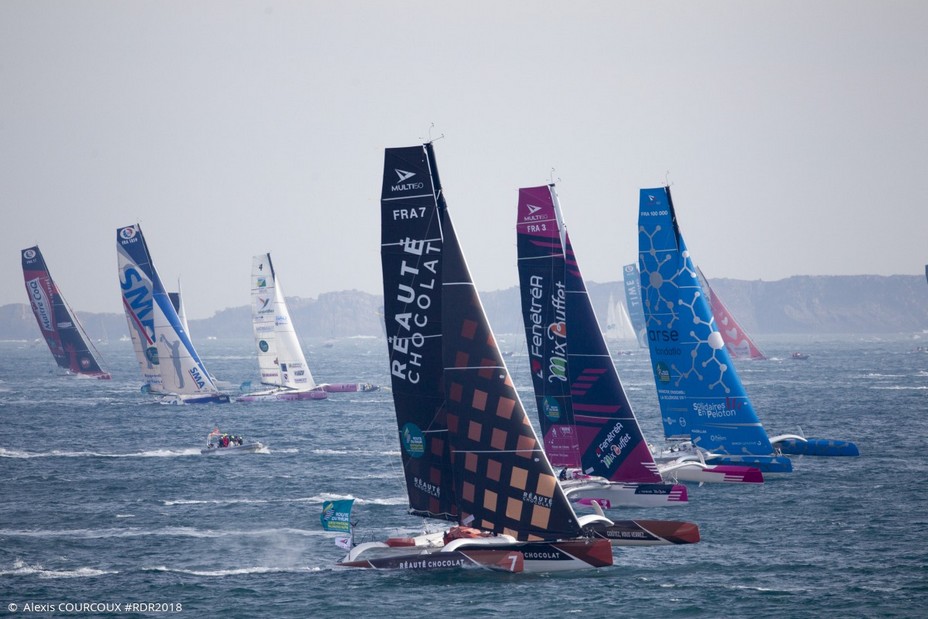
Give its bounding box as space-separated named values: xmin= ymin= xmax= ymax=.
xmin=665 ymin=170 xmax=673 ymax=187
xmin=549 ymin=167 xmax=561 ymax=186
xmin=421 ymin=122 xmax=445 ymax=144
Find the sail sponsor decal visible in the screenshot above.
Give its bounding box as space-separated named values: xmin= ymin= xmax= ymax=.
xmin=256 ymin=277 xmax=267 ymax=288
xmin=187 ymin=365 xmax=207 ymax=390
xmin=120 ymin=266 xmax=155 ymax=345
xmin=413 ymin=476 xmax=441 ymax=498
xmin=119 ymin=226 xmax=137 ymax=241
xmin=26 ymin=278 xmax=54 ymax=332
xmin=258 ymin=340 xmax=269 ymax=352
xmin=23 ymin=248 xmax=37 ymax=261
xmin=655 ymin=361 xmax=671 ymax=383
xmin=692 ymin=397 xmax=742 ymax=420
xmin=593 ymin=420 xmax=633 ymax=469
xmin=401 ymin=422 xmax=425 ymax=458
xmin=542 ymin=396 xmax=561 ymax=421
xmin=526 ymin=274 xmax=567 ymax=383
xmin=256 ymin=296 xmax=272 ymax=313
xmin=390 ymin=168 xmax=425 ymax=193
xmin=387 ymin=237 xmax=439 ymax=384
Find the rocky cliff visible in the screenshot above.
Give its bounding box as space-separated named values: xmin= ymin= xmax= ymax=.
xmin=3 ymin=275 xmax=926 ymax=342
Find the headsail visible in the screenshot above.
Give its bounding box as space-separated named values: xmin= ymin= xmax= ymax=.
xmin=117 ymin=224 xmax=226 ymax=402
xmin=636 ymin=187 xmax=785 ymax=467
xmin=381 ymin=145 xmax=583 ymax=541
xmin=21 ymin=246 xmax=111 ymax=379
xmin=696 ymin=267 xmax=766 ymax=360
xmin=251 ymin=253 xmax=318 ymax=390
xmin=516 ymin=185 xmax=661 ymax=485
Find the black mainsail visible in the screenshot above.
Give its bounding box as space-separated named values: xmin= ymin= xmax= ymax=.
xmin=380 ymin=144 xmax=584 ymax=541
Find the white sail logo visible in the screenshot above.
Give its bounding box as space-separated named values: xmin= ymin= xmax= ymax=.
xmin=27 ymin=278 xmax=54 ymax=332
xmin=391 ymin=169 xmax=424 ymax=192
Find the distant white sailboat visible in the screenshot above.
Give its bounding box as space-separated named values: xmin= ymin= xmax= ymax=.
xmin=604 ymin=293 xmax=637 ymax=342
xmin=238 ymin=253 xmax=327 ymax=402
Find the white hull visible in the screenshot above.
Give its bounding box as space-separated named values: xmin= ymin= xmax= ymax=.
xmin=562 ymin=478 xmax=687 ymax=508
xmin=237 ymin=387 xmax=327 ymax=402
xmin=652 ymin=443 xmax=764 ymax=484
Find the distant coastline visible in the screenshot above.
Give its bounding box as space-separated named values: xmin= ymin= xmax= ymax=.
xmin=3 ymin=274 xmax=927 ymax=342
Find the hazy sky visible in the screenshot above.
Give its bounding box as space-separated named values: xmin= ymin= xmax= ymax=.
xmin=3 ymin=1 xmax=926 ymax=319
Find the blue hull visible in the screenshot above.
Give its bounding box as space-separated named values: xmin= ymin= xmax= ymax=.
xmin=778 ymin=438 xmax=860 ymax=457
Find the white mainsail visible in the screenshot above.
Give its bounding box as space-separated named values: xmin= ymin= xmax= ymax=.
xmin=251 ymin=253 xmax=317 ymax=390
xmin=604 ymin=293 xmax=636 ymax=341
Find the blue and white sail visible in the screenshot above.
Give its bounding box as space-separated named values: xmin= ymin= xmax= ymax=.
xmin=116 ymin=224 xmax=229 ymax=404
xmin=637 ymin=187 xmax=791 ymax=473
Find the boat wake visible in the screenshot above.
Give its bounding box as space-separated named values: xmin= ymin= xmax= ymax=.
xmin=143 ymin=565 xmax=323 ymax=577
xmin=1 ymin=559 xmax=115 ymax=579
xmin=0 ymin=447 xmax=202 ymax=459
xmin=0 ymin=526 xmax=326 ymax=540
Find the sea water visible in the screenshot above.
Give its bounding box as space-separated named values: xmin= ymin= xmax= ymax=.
xmin=1 ymin=334 xmax=926 ymax=618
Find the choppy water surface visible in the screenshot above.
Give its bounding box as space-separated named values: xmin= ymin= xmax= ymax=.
xmin=1 ymin=334 xmax=926 ymax=617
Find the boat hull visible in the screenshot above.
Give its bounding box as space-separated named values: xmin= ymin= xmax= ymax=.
xmin=340 ymin=537 xmax=613 ymax=573
xmin=777 ymin=437 xmax=860 ymax=457
xmin=237 ymin=388 xmax=327 ymax=402
xmin=320 ymin=383 xmax=379 ymax=393
xmin=201 ymin=442 xmax=265 ymax=455
xmin=339 ymin=549 xmax=524 ymax=573
xmin=567 ymin=481 xmax=688 ymax=508
xmin=590 ymin=519 xmax=701 ymax=546
xmin=656 ymin=460 xmax=765 ymax=484
xmin=160 ymin=393 xmax=231 ymax=405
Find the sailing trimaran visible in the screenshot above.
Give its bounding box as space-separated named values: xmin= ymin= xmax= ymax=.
xmin=238 ymin=253 xmax=328 ymax=401
xmin=516 ymin=183 xmax=755 ymax=504
xmin=21 ymin=246 xmax=111 ymax=380
xmin=516 ymin=183 xmax=695 ymax=509
xmin=116 ymin=224 xmax=230 ymax=405
xmin=637 ymin=186 xmax=858 ymax=471
xmin=339 ymin=143 xmax=624 ymax=573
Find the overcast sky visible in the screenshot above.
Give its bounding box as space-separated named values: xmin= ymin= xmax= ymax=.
xmin=3 ymin=1 xmax=926 ymax=319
